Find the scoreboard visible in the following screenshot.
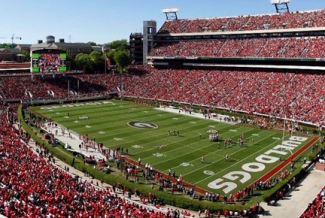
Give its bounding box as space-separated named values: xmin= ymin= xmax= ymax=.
xmin=31 ymin=49 xmax=66 ymax=73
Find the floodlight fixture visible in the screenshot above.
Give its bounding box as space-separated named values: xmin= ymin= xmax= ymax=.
xmin=162 ymin=8 xmax=179 ymax=20
xmin=270 ymin=0 xmax=290 ymax=13
xmin=162 ymin=8 xmax=178 ymax=13
xmin=270 ymin=0 xmax=290 ymax=4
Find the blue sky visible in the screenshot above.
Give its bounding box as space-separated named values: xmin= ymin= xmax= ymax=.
xmin=0 ymin=0 xmax=324 ymax=45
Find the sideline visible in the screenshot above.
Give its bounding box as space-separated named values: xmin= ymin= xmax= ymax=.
xmin=155 ymin=105 xmax=240 ymax=124
xmin=30 ymin=104 xmax=325 ymax=218
xmin=29 ymin=123 xmax=197 ymax=218
xmin=158 ymin=106 xmax=325 ymax=218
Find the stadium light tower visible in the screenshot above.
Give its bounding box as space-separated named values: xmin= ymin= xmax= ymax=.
xmin=162 ymin=8 xmax=179 ymax=20
xmin=270 ymin=0 xmax=290 ymax=13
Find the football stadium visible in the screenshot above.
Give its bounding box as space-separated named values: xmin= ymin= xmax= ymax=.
xmin=1 ymin=1 xmax=325 ymax=218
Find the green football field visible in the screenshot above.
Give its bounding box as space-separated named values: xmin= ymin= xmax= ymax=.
xmin=30 ymin=100 xmax=314 ymax=195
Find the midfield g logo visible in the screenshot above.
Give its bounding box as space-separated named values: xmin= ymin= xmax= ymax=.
xmin=128 ymin=121 xmax=158 ymax=129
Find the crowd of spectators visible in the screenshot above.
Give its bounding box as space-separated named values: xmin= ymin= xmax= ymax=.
xmin=3 ymin=10 xmax=325 ymax=216
xmin=0 ymin=102 xmax=175 ymax=217
xmin=1 ymin=66 xmax=325 ymax=216
xmin=123 ymin=67 xmax=325 ymax=126
xmin=2 ymin=67 xmax=325 ymax=127
xmin=300 ymin=186 xmax=325 ymax=218
xmin=0 ymin=97 xmax=298 ymax=217
xmin=0 ymin=74 xmax=120 ymax=101
xmin=0 ymin=99 xmax=262 ymax=217
xmin=152 ymin=10 xmax=325 ymax=59
xmin=149 ymin=36 xmax=325 ymax=58
xmin=158 ymin=9 xmax=325 ymax=34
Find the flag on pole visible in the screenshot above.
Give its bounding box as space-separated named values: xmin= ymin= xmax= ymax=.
xmin=77 ymin=79 xmax=80 ymax=98
xmin=68 ymin=80 xmax=70 ymax=98
xmin=106 ymin=57 xmax=111 ymax=70
xmin=27 ymin=91 xmax=33 ymax=99
xmin=282 ymin=116 xmax=286 ymax=143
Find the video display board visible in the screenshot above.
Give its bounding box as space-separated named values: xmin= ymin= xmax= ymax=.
xmin=31 ymin=49 xmax=66 ymax=73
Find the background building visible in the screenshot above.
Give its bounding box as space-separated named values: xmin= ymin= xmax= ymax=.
xmin=30 ymin=35 xmax=93 ymax=57
xmin=0 ymin=48 xmax=24 ymax=62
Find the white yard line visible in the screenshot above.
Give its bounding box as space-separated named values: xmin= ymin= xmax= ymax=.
xmin=143 ymin=126 xmax=254 ymax=166
xmin=192 ymin=134 xmax=286 ymax=184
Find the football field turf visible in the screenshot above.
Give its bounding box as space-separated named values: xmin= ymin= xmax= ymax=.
xmin=31 ymin=100 xmax=314 ymax=195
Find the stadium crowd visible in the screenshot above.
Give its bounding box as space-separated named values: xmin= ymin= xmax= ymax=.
xmin=149 ymin=36 xmax=325 ymax=58
xmin=1 ymin=9 xmax=325 ymax=217
xmin=2 ymin=67 xmax=325 ymax=127
xmin=123 ymin=67 xmax=325 ymax=126
xmin=0 ymin=100 xmax=267 ymax=217
xmin=0 ymin=74 xmax=119 ymax=101
xmin=300 ymin=185 xmax=325 ymax=218
xmin=158 ymin=10 xmax=325 ymax=34
xmin=1 ymin=69 xmax=325 ymax=216
xmin=0 ymin=103 xmax=176 ymax=217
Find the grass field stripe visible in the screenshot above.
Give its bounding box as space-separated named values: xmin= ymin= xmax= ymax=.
xmin=74 ymin=114 xmax=221 ymax=142
xmin=257 ymin=136 xmax=317 ymax=183
xmin=131 ymin=125 xmax=251 ymax=156
xmin=42 ymin=108 xmax=229 ymax=141
xmin=155 ymin=108 xmax=236 ymax=125
xmin=181 ymin=133 xmax=286 ymax=181
xmin=138 ymin=127 xmax=251 ymax=165
xmin=179 ymin=129 xmax=263 ymax=161
xmin=32 ymin=100 xmax=312 ymax=195
xmin=144 ymin=128 xmax=270 ymax=166
xmin=192 ymin=134 xmax=293 ymax=184
xmin=171 ymin=131 xmax=278 ymax=175
xmin=128 ymin=126 xmax=243 ymax=155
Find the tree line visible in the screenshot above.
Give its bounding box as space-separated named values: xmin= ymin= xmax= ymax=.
xmin=74 ymin=40 xmax=130 ymax=74
xmin=0 ymin=39 xmax=130 ymax=74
